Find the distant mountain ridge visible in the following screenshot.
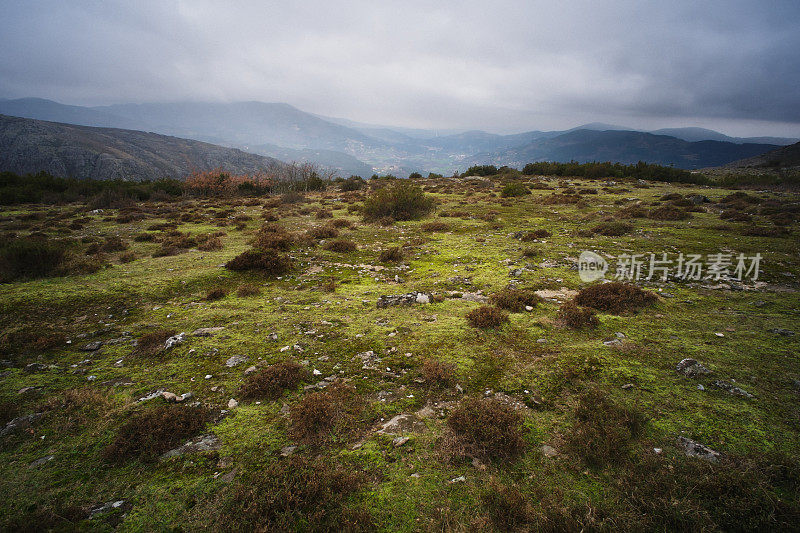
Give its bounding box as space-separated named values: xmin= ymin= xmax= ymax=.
xmin=0 ymin=114 xmax=283 ymax=181
xmin=466 ymin=129 xmax=780 ymax=170
xmin=0 ymin=97 xmax=791 ymax=175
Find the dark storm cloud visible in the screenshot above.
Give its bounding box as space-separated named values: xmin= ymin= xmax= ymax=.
xmin=1 ymin=0 xmax=798 ymax=135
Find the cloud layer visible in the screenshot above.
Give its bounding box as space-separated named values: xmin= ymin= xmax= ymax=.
xmin=2 ymin=0 xmax=798 ymax=136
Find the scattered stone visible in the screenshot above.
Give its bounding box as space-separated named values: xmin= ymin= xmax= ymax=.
xmin=677 ymin=436 xmax=720 ymax=463
xmin=227 ymin=398 xmax=238 ymax=409
xmin=1 ymin=413 xmax=43 ymax=436
xmin=164 ymin=333 xmax=185 ymax=350
xmin=191 ymin=327 xmax=225 ymax=337
xmin=244 ymin=366 xmax=257 ymax=375
xmin=24 ymin=363 xmax=48 ymax=373
xmin=697 ymin=384 xmax=705 ymax=391
xmin=541 ymin=445 xmax=558 ymax=458
xmin=377 ymin=292 xmax=431 ymax=308
xmin=161 ymin=391 xmax=178 ymax=402
xmin=161 ymin=434 xmax=220 ymax=459
xmin=355 ymin=350 xmax=379 ymax=370
xmin=392 ymin=436 xmax=410 ymax=447
xmin=138 ymin=389 xmax=165 ymax=402
xmin=377 ymin=413 xmax=427 ymax=435
xmin=460 ymin=292 xmax=488 ymax=303
xmin=621 ymin=383 xmax=634 ymax=390
xmin=89 ymin=500 xmax=126 ymax=518
xmin=676 ymin=358 xmax=712 ymax=378
xmin=713 ymin=380 xmax=754 ymax=398
xmin=689 ymin=195 xmax=711 ymax=205
xmin=603 ymin=339 xmax=622 ymax=347
xmin=280 ymin=445 xmax=297 ymax=457
xmin=770 ymin=328 xmax=795 ymax=336
xmin=654 ymin=447 xmax=663 ymax=454
xmin=267 ymin=332 xmax=278 ymax=341
xmin=313 ymin=369 xmax=322 ymax=376
xmin=225 ymin=355 xmax=248 ymax=368
xmin=450 ymin=476 xmax=466 ymax=483
xmin=28 ymin=455 xmax=55 ymax=468
xmin=82 ymin=341 xmax=103 ymax=351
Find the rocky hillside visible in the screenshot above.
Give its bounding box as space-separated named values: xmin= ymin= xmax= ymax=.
xmin=722 ymin=141 xmax=800 ymax=169
xmin=0 ymin=114 xmax=283 ymax=181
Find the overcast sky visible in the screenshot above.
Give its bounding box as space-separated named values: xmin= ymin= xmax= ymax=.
xmin=1 ymin=1 xmax=799 ymax=137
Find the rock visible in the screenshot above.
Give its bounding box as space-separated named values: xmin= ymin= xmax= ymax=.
xmin=770 ymin=328 xmax=795 ymax=336
xmin=377 ymin=414 xmax=427 ymax=435
xmin=161 ymin=434 xmax=221 ymax=459
xmin=449 ymin=476 xmax=466 ymax=483
xmin=267 ymin=333 xmax=278 ymax=341
xmin=89 ymin=500 xmax=126 ymax=518
xmin=1 ymin=412 xmax=43 ymax=436
xmin=191 ymin=327 xmax=225 ymax=337
xmin=355 ymin=350 xmax=379 ymax=370
xmin=28 ymin=455 xmax=55 ymax=468
xmin=225 ymin=355 xmax=248 ymax=368
xmin=461 ymin=292 xmax=489 ymax=303
xmin=313 ymin=369 xmax=322 ymax=376
xmin=161 ymin=391 xmax=178 ymax=402
xmin=541 ymin=445 xmax=558 ymax=458
xmin=603 ymin=339 xmax=622 ymax=347
xmin=677 ymin=436 xmax=720 ymax=463
xmin=82 ymin=341 xmax=103 ymax=351
xmin=676 ymin=358 xmax=712 ymax=378
xmin=392 ymin=436 xmax=410 ymax=447
xmin=713 ymin=380 xmax=754 ymax=398
xmin=621 ymin=383 xmax=634 ymax=390
xmin=244 ymin=366 xmax=257 ymax=375
xmin=164 ymin=333 xmax=185 ymax=350
xmin=377 ymin=292 xmax=431 ymax=308
xmin=689 ymin=194 xmax=711 ymax=205
xmin=138 ymin=389 xmax=165 ymax=402
xmin=24 ymin=363 xmax=48 ymax=373
xmin=227 ymin=398 xmax=238 ymax=409
xmin=280 ymin=445 xmax=297 ymax=457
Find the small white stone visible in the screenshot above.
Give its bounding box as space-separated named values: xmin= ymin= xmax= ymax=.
xmin=227 ymin=399 xmax=238 ymax=409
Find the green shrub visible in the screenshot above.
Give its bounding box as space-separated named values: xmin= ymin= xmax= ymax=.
xmin=362 ymin=182 xmax=436 ymax=221
xmin=500 ymin=182 xmax=530 ymax=198
xmin=0 ymin=237 xmax=67 ymax=282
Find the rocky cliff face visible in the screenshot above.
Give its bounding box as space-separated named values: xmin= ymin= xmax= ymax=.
xmin=0 ymin=114 xmax=284 ymax=180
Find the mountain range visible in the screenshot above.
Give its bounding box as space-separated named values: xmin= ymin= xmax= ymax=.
xmin=0 ymin=97 xmax=797 ymax=177
xmin=0 ymin=114 xmax=282 ymax=181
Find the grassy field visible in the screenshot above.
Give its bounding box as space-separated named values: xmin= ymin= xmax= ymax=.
xmin=1 ymin=175 xmax=799 ymax=531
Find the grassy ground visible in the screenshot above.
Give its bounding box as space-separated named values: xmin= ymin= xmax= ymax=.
xmin=1 ymin=176 xmax=799 ymax=531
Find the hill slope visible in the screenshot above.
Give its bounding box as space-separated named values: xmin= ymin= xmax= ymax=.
xmin=721 ymin=141 xmax=800 ymax=169
xmin=467 ymin=130 xmax=779 ymax=170
xmin=0 ymin=114 xmax=283 ymax=181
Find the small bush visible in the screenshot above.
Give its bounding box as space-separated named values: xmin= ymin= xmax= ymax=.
xmin=592 ymin=221 xmax=633 ymax=236
xmin=0 ymin=237 xmax=67 ymax=282
xmin=489 ymin=288 xmax=541 ymax=312
xmin=362 ymin=182 xmax=436 ymax=221
xmin=563 ymin=388 xmax=646 ymax=467
xmin=289 ymin=383 xmax=366 ymax=445
xmin=133 ymin=329 xmax=177 ymax=357
xmin=517 ymin=229 xmax=551 ymax=241
xmin=101 ymin=405 xmax=208 ymax=463
xmin=649 ymin=206 xmax=690 ymax=220
xmin=422 ymin=358 xmax=456 ymax=388
xmin=240 ymin=361 xmax=307 ymax=401
xmin=329 ymin=218 xmax=354 ymax=228
xmin=236 ymin=283 xmax=261 ymax=297
xmin=378 ymin=246 xmax=404 ymax=262
xmin=500 ymin=182 xmax=530 ymax=198
xmin=574 ymin=282 xmax=657 ymax=314
xmin=557 ymin=302 xmax=599 ymax=329
xmin=225 ymin=249 xmax=293 ymax=275
xmin=322 ymin=239 xmax=357 ymax=253
xmin=466 ymin=305 xmax=509 ymax=329
xmin=316 ymin=209 xmax=333 ymax=219
xmin=197 ymin=236 xmax=223 ymax=251
xmin=446 ymin=397 xmax=525 ymax=462
xmin=208 ymin=456 xmax=372 ymax=532
xmin=100 ymin=236 xmax=128 ymax=252
xmin=205 ymin=287 xmax=228 ymax=301
xmin=119 ymin=251 xmax=137 ymax=263
xmin=307 ymin=224 xmax=339 ymax=239
xmin=420 ymin=221 xmax=450 ymax=232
